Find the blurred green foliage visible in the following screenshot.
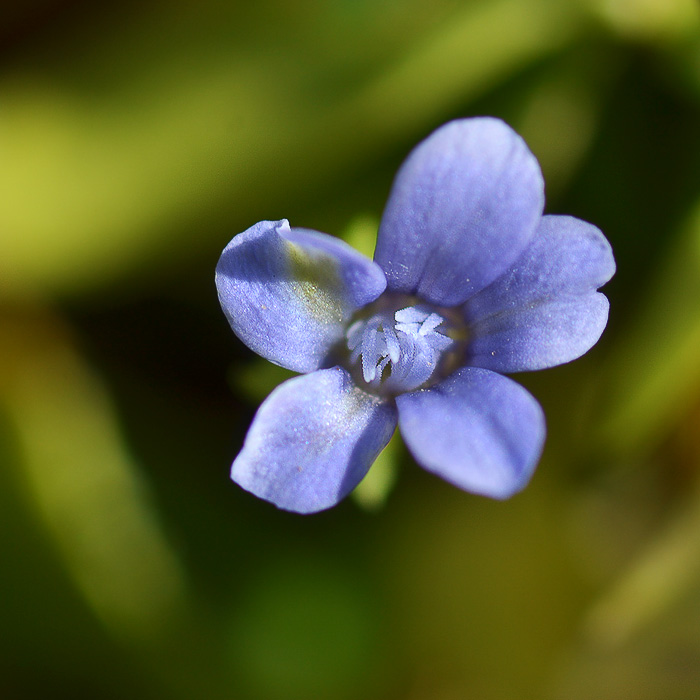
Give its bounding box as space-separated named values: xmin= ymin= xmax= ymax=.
xmin=3 ymin=0 xmax=700 ymax=698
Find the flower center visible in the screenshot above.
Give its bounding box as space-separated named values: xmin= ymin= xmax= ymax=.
xmin=344 ymin=296 xmax=466 ymax=396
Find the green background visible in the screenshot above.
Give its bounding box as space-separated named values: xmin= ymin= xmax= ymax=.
xmin=3 ymin=0 xmax=700 ymax=697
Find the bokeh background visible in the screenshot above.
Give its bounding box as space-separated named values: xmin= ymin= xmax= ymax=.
xmin=3 ymin=0 xmax=700 ymax=698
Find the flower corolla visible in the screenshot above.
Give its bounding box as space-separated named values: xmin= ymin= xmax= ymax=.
xmin=216 ymin=118 xmax=615 ymax=513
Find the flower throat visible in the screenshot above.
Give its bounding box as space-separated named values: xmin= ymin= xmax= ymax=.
xmin=343 ymin=295 xmax=467 ymax=396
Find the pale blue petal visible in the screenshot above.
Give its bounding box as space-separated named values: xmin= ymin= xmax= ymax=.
xmin=397 ymin=367 xmax=545 ymax=499
xmin=216 ymin=220 xmax=387 ymax=373
xmin=232 ymin=367 xmax=397 ymax=513
xmin=374 ymin=118 xmax=544 ymax=306
xmin=463 ymin=215 xmax=615 ymax=372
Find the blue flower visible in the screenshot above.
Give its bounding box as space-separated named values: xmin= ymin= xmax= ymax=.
xmin=216 ymin=118 xmax=615 ymax=513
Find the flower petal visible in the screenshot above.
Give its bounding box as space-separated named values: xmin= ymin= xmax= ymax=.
xmin=463 ymin=215 xmax=615 ymax=372
xmin=396 ymin=367 xmax=545 ymax=499
xmin=216 ymin=220 xmax=387 ymax=373
xmin=374 ymin=118 xmax=545 ymax=306
xmin=232 ymin=367 xmax=397 ymax=513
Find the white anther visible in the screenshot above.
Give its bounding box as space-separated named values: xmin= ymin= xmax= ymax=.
xmin=383 ymin=324 xmax=401 ymax=364
xmin=419 ymin=313 xmax=443 ymax=336
xmin=395 ymin=307 xmax=429 ymax=324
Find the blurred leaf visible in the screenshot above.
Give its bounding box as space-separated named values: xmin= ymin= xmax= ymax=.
xmin=518 ymin=48 xmax=620 ymax=198
xmin=352 ymin=432 xmax=401 ymax=511
xmin=341 ymin=213 xmax=379 ymax=259
xmin=339 ymin=0 xmax=586 ymax=137
xmin=583 ymin=482 xmax=700 ymax=649
xmin=377 ymin=478 xmax=587 ymax=697
xmin=229 ymin=357 xmax=296 ymax=403
xmin=598 ymin=200 xmax=700 ymax=459
xmin=228 ymin=557 xmax=381 ymax=700
xmin=589 ymin=0 xmax=700 ymax=41
xmin=0 ymin=308 xmax=187 ymax=643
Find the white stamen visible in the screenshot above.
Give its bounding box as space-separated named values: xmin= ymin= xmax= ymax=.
xmin=345 ymin=302 xmax=458 ymax=394
xmin=419 ymin=313 xmax=443 ymax=336
xmin=361 ymin=323 xmax=379 ymax=383
xmin=383 ymin=324 xmax=401 ymax=364
xmin=395 ymin=307 xmax=429 ymax=324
